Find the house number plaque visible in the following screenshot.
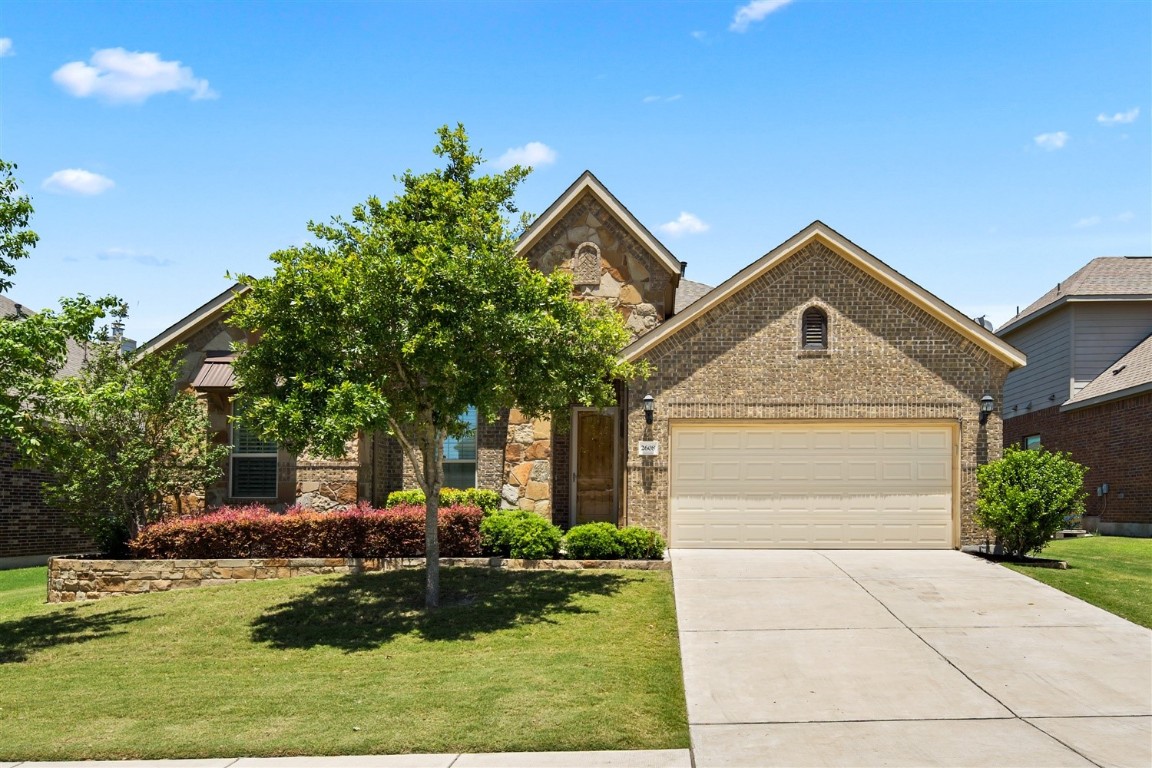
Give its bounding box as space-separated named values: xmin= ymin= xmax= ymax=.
xmin=637 ymin=441 xmax=659 ymax=456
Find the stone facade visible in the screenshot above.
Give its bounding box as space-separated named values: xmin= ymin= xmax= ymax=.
xmin=624 ymin=242 xmax=1010 ymax=547
xmin=0 ymin=439 xmax=95 ymax=561
xmin=1004 ymin=395 xmax=1152 ymax=535
xmin=47 ymin=555 xmax=669 ymax=602
xmin=174 ymin=317 xmax=363 ymax=510
xmin=522 ymin=192 xmax=677 ymax=340
xmin=500 ymin=409 xmax=553 ymax=514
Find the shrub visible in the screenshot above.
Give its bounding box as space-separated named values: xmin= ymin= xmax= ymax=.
xmin=130 ymin=502 xmax=483 ymax=559
xmin=480 ymin=509 xmax=562 ymax=559
xmin=385 ymin=487 xmax=500 ymax=514
xmin=564 ymin=522 xmax=623 ymax=559
xmin=616 ymin=526 xmax=666 ymax=560
xmin=977 ymin=446 xmax=1088 ymax=557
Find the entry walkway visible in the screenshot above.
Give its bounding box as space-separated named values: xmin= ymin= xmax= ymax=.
xmin=671 ymin=549 xmax=1152 ymax=767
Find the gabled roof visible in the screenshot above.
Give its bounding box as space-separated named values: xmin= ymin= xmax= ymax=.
xmin=621 ymin=221 xmax=1027 ymax=368
xmin=516 ymin=171 xmax=684 ymax=280
xmin=1062 ymin=333 xmax=1152 ymax=411
xmin=997 ymin=257 xmax=1152 ymax=335
xmin=143 ymin=283 xmax=247 ymax=353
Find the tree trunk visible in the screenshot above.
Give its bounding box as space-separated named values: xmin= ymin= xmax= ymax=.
xmin=421 ymin=429 xmax=443 ymax=611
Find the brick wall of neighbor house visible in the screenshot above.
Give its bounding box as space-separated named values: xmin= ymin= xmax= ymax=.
xmin=0 ymin=439 xmax=95 ymax=558
xmin=1004 ymin=394 xmax=1152 ymax=533
xmin=624 ymin=242 xmax=1010 ymax=547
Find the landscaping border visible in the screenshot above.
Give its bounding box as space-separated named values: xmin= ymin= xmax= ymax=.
xmin=47 ymin=555 xmax=670 ymax=602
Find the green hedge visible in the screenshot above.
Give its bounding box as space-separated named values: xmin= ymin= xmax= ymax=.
xmin=385 ymin=487 xmax=500 ymax=513
xmin=564 ymin=523 xmax=666 ymax=560
xmin=480 ymin=509 xmax=562 ymax=559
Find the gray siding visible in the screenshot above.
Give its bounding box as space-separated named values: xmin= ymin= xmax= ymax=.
xmin=1070 ymin=303 xmax=1152 ymax=395
xmin=1002 ymin=309 xmax=1071 ymax=418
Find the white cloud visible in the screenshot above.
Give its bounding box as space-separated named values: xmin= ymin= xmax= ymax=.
xmin=495 ymin=141 xmax=557 ymax=170
xmin=97 ymin=247 xmax=170 ymax=267
xmin=42 ymin=168 xmax=115 ymax=196
xmin=730 ymin=0 xmax=793 ymax=32
xmin=1114 ymin=211 xmax=1135 ymax=222
xmin=1097 ymin=107 xmax=1139 ymax=126
xmin=1033 ymin=131 xmax=1069 ymax=151
xmin=642 ymin=94 xmax=682 ymax=104
xmin=659 ymin=212 xmax=710 ymax=236
xmin=52 ymin=48 xmax=217 ymax=104
xmin=691 ymin=30 xmax=708 ymax=41
xmin=1074 ymin=215 xmax=1101 ymax=228
xmin=0 ymin=38 xmax=13 ymax=57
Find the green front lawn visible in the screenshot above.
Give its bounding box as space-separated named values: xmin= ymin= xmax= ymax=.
xmin=0 ymin=565 xmax=688 ymax=760
xmin=1004 ymin=535 xmax=1152 ymax=629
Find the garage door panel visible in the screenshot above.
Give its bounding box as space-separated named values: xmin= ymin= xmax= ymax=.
xmin=669 ymin=423 xmax=953 ymax=549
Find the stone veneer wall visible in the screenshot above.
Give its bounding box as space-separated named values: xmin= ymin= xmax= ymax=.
xmin=48 ymin=555 xmax=669 ymax=602
xmin=0 ymin=439 xmax=95 ymax=559
xmin=1004 ymin=394 xmax=1152 ymax=535
xmin=625 ymin=242 xmax=1010 ymax=547
xmin=522 ymin=194 xmax=674 ymax=340
xmin=500 ymin=409 xmax=552 ymax=514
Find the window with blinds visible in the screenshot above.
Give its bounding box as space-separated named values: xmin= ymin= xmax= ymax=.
xmin=443 ymin=407 xmax=478 ymax=489
xmin=802 ymin=307 xmax=828 ymax=349
xmin=230 ymin=401 xmax=279 ymax=498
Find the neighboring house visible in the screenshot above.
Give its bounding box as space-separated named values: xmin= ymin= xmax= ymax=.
xmin=997 ymin=257 xmax=1152 ymax=536
xmin=0 ymin=295 xmax=96 ymax=567
xmin=147 ymin=171 xmax=1023 ymax=550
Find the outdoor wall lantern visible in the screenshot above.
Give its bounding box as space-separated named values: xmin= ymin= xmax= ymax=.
xmin=979 ymin=394 xmax=995 ymax=425
xmin=643 ymin=394 xmax=655 ymax=425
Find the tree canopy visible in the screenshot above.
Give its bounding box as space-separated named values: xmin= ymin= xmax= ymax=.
xmin=0 ymin=159 xmax=37 ymax=294
xmin=0 ymin=158 xmax=121 ymax=456
xmin=230 ymin=125 xmax=645 ymax=607
xmin=35 ymin=344 xmax=228 ymax=555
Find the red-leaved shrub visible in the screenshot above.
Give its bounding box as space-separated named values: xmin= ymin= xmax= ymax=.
xmin=129 ymin=502 xmax=483 ymax=559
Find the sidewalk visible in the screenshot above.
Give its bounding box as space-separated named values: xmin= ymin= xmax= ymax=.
xmin=4 ymin=750 xmax=691 ymax=768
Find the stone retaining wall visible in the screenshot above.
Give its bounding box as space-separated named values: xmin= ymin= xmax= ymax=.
xmin=47 ymin=556 xmax=670 ymax=602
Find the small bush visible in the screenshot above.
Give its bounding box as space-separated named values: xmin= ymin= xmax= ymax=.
xmin=385 ymin=487 xmax=500 ymax=513
xmin=130 ymin=502 xmax=483 ymax=559
xmin=977 ymin=446 xmax=1088 ymax=557
xmin=564 ymin=522 xmax=623 ymax=559
xmin=480 ymin=509 xmax=562 ymax=559
xmin=616 ymin=526 xmax=666 ymax=560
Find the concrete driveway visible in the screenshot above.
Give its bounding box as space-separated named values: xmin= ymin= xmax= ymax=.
xmin=671 ymin=549 xmax=1151 ymax=768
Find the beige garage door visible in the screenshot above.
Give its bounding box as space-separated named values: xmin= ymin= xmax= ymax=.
xmin=669 ymin=422 xmax=954 ymax=549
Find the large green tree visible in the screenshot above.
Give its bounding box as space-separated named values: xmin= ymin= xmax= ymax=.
xmin=35 ymin=344 xmax=228 ymax=555
xmin=0 ymin=159 xmax=38 ymax=293
xmin=230 ymin=125 xmax=643 ymax=608
xmin=0 ymin=158 xmax=119 ymax=455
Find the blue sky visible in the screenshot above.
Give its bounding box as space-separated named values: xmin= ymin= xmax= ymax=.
xmin=1 ymin=0 xmax=1149 ymax=342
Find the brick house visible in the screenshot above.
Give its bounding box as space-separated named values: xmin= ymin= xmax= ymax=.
xmin=147 ymin=172 xmax=1023 ymax=549
xmin=997 ymin=257 xmax=1152 ymax=536
xmin=0 ymin=295 xmax=96 ymax=567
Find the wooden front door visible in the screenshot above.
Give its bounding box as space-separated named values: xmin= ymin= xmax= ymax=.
xmin=571 ymin=408 xmax=618 ymax=526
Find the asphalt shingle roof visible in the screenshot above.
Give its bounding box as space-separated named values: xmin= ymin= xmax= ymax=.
xmin=999 ymin=257 xmax=1152 ymax=332
xmin=1064 ymin=333 xmax=1152 ymax=408
xmin=674 ymin=279 xmax=713 ymax=313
